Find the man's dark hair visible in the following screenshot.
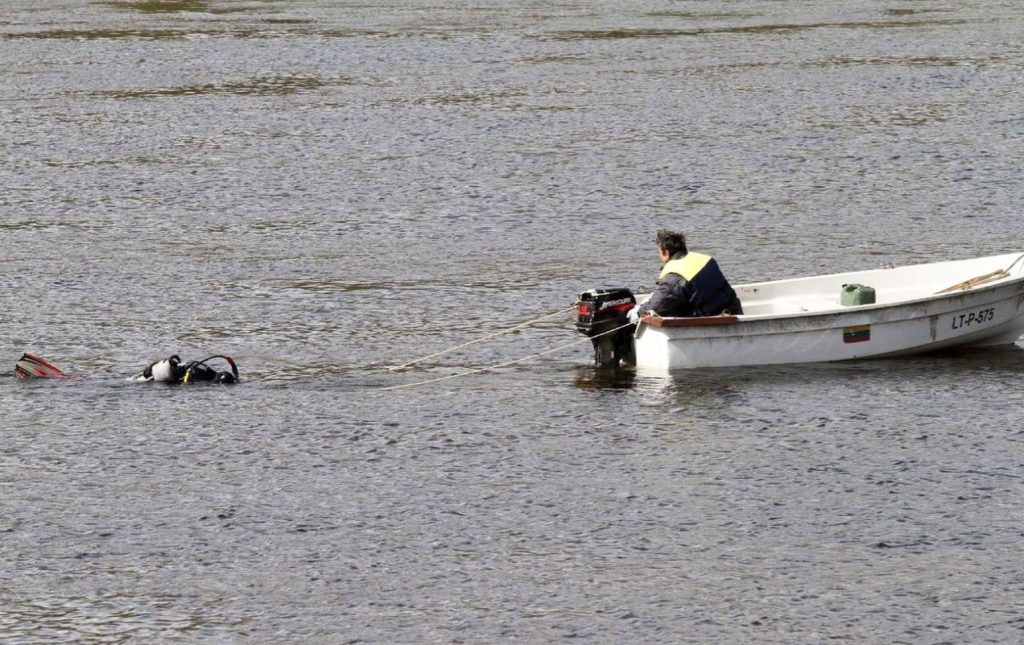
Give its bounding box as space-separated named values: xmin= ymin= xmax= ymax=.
xmin=656 ymin=229 xmax=687 ymax=257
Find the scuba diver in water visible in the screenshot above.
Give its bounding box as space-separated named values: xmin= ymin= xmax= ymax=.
xmin=14 ymin=352 xmax=238 ymax=383
xmin=130 ymin=354 xmax=239 ymax=384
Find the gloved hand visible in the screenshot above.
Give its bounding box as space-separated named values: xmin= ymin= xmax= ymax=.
xmin=627 ymin=305 xmax=642 ymax=324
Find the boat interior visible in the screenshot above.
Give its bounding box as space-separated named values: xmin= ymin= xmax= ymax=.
xmin=736 ymin=252 xmax=1024 ymax=318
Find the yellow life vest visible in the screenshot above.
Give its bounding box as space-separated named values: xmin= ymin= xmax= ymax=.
xmin=659 ymin=252 xmax=712 ymax=281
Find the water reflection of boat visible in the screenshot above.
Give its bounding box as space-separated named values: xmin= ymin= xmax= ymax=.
xmin=572 ymin=365 xmax=638 ymax=390
xmin=572 ymin=365 xmax=679 ymax=399
xmin=579 ymin=252 xmax=1024 ymax=371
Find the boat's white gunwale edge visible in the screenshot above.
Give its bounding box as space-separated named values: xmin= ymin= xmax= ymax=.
xmin=734 ymin=251 xmax=1024 ymax=292
xmin=731 ymin=274 xmax=1024 ymax=324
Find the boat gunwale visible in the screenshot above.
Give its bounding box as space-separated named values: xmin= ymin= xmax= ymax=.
xmin=734 ymin=251 xmax=1024 ymax=293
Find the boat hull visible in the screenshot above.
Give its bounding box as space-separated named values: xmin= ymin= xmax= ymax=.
xmin=633 ymin=262 xmax=1024 ymax=371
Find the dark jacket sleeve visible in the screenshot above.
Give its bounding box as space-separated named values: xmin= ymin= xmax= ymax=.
xmin=637 ymin=274 xmax=693 ymax=317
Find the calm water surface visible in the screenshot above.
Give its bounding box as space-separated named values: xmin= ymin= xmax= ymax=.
xmin=2 ymin=1 xmax=1024 ymax=642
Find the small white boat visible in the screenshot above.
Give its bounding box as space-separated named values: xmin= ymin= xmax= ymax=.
xmin=577 ymin=252 xmax=1024 ymax=370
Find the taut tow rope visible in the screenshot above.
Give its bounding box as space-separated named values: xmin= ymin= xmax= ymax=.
xmin=388 ymin=305 xmax=576 ymax=372
xmin=379 ymin=321 xmax=633 ymax=392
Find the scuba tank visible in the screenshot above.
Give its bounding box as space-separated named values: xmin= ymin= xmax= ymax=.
xmin=131 ymin=354 xmax=239 ymax=384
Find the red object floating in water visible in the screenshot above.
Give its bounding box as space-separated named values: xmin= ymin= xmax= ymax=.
xmin=14 ymin=352 xmax=66 ymax=379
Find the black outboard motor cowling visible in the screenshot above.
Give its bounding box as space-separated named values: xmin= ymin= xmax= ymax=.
xmin=575 ymin=287 xmax=637 ymax=367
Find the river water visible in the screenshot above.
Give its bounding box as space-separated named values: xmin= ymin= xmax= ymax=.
xmin=3 ymin=1 xmax=1024 ymax=642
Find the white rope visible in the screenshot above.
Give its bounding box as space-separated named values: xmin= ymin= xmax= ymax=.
xmin=380 ymin=322 xmax=633 ymax=392
xmin=388 ymin=305 xmax=576 ymax=372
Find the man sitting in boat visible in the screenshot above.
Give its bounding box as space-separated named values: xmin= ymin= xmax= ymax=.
xmin=628 ymin=229 xmax=743 ymax=322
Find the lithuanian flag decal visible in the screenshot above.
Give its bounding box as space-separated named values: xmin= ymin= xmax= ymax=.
xmin=843 ymin=324 xmax=871 ymax=343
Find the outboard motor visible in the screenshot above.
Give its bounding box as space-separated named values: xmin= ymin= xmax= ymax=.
xmin=575 ymin=287 xmax=637 ymax=367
